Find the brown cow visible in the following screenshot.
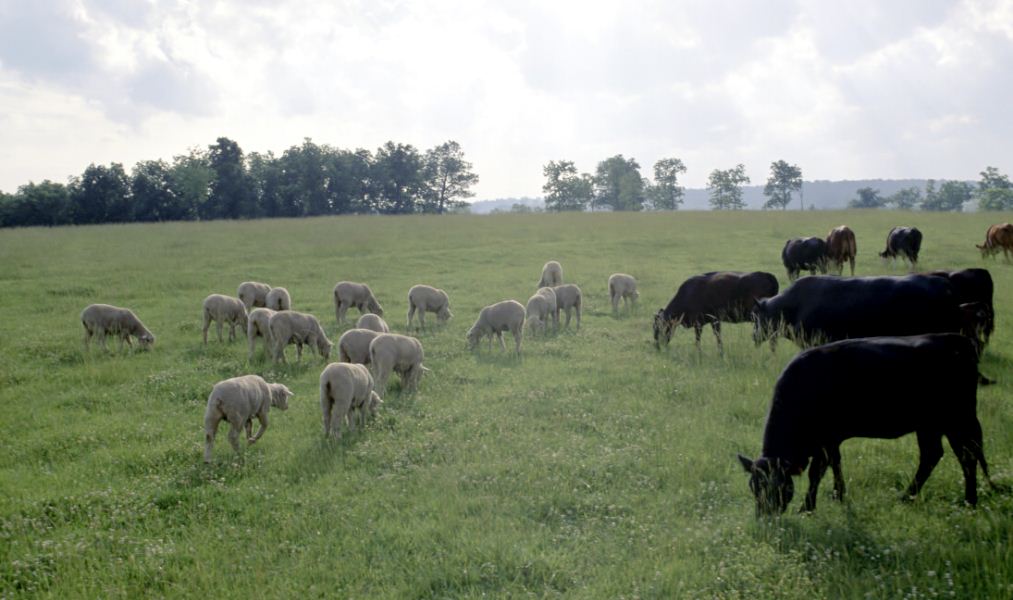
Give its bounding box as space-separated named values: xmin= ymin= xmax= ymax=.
xmin=976 ymin=223 xmax=1013 ymax=260
xmin=825 ymin=225 xmax=857 ymax=276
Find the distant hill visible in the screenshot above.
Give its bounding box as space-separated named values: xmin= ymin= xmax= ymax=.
xmin=471 ymin=179 xmax=972 ymax=212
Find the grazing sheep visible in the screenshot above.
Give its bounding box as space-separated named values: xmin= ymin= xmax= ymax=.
xmin=247 ymin=307 xmax=276 ymax=360
xmin=369 ymin=333 xmax=428 ymax=397
xmin=268 ymin=310 xmax=332 ymax=364
xmin=536 ymin=287 xmax=559 ymax=331
xmin=319 ymin=362 xmax=383 ymax=441
xmin=407 ymin=284 xmax=453 ymax=330
xmin=333 ymin=281 xmax=384 ymax=324
xmin=202 ymin=294 xmax=249 ymax=345
xmin=553 ymin=284 xmax=583 ymax=331
xmin=538 ymin=260 xmax=563 ymax=288
xmin=608 ymin=273 xmax=639 ymax=315
xmin=467 ymin=300 xmax=525 ymax=354
xmin=338 ymin=328 xmax=382 ymax=364
xmin=81 ymin=304 xmax=155 ymax=352
xmin=525 ymin=292 xmax=554 ymax=336
xmin=203 ymin=374 xmax=292 ymax=463
xmin=356 ymin=313 xmax=390 ymax=333
xmin=265 ymin=287 xmax=291 ymax=311
xmin=237 ymin=281 xmax=271 ymax=311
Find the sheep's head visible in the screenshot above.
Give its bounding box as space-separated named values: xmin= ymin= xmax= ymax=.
xmin=367 ymin=391 xmax=383 ymax=417
xmin=466 ymin=327 xmax=480 ymax=350
xmin=437 ymin=306 xmax=452 ymax=322
xmin=632 ymin=289 xmax=640 ymax=300
xmin=270 ymin=384 xmax=293 ymax=410
xmin=318 ymin=338 xmax=333 ymax=361
xmin=138 ymin=332 xmax=155 ymax=350
xmin=368 ymin=299 xmax=384 ymax=316
xmin=738 ymin=455 xmax=796 ymax=517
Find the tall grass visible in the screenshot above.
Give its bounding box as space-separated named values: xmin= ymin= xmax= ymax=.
xmin=1 ymin=210 xmax=1011 ymax=598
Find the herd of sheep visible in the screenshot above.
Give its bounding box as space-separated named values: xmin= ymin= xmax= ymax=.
xmin=79 ymin=261 xmax=639 ymax=462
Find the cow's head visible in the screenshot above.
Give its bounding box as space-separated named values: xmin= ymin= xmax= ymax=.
xmin=738 ymin=454 xmax=795 ymax=517
xmin=652 ymin=310 xmax=678 ymax=348
xmin=751 ymin=299 xmax=773 ymax=345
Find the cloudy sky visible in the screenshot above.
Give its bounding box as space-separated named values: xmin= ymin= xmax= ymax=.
xmin=1 ymin=0 xmax=1012 ymax=199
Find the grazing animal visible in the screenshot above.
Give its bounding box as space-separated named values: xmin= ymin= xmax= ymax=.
xmin=319 ymin=362 xmax=382 ymax=441
xmin=203 ymin=374 xmax=292 ymax=463
xmin=237 ymin=281 xmax=271 ymax=311
xmin=202 ymin=294 xmax=249 ymax=345
xmin=738 ymin=334 xmax=999 ymax=516
xmin=608 ymin=273 xmax=639 ymax=314
xmin=654 ymin=271 xmax=779 ymax=353
xmin=337 ymin=328 xmax=381 ymax=364
xmin=782 ymin=237 xmax=829 ymax=281
xmin=925 ymin=268 xmax=995 ymax=346
xmin=407 ymin=284 xmax=452 ymax=331
xmin=552 ymin=284 xmax=583 ymax=331
xmin=880 ymin=226 xmax=922 ymax=267
xmin=467 ymin=300 xmax=525 ymax=354
xmin=538 ymin=261 xmax=563 ymax=288
xmin=81 ymin=304 xmax=155 ymax=352
xmin=369 ymin=333 xmax=428 ymax=397
xmin=265 ymin=287 xmax=291 ymax=311
xmin=268 ymin=310 xmax=332 ymax=363
xmin=825 ymin=226 xmax=857 ymax=276
xmin=333 ymin=281 xmax=384 ymax=324
xmin=525 ymin=292 xmax=554 ymax=335
xmin=976 ymin=223 xmax=1013 ymax=260
xmin=752 ymin=275 xmax=968 ymax=348
xmin=246 ymin=307 xmax=276 ymax=360
xmin=356 ymin=313 xmax=390 ymax=333
xmin=535 ymin=287 xmax=558 ymax=331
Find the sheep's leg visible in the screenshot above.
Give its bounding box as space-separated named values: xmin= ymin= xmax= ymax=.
xmin=228 ymin=322 xmax=236 ymax=342
xmin=202 ymin=313 xmax=210 ymax=345
xmin=495 ymin=331 xmax=505 ymax=351
xmin=330 ymin=401 xmax=347 ymax=440
xmin=611 ymin=292 xmax=618 ymax=315
xmin=215 ymin=321 xmax=224 ymax=343
xmin=98 ymin=330 xmax=108 ymax=352
xmin=227 ymin=417 xmax=243 ymax=456
xmin=248 ymin=335 xmax=257 ymax=361
xmin=296 ymin=342 xmax=303 ymax=362
xmin=407 ymin=304 xmax=415 ymax=330
xmin=245 ymin=418 xmax=253 ymax=443
xmin=418 ymin=310 xmax=426 ymax=332
xmin=575 ymin=302 xmax=581 ymax=331
xmin=118 ymin=335 xmax=126 ymax=353
xmin=321 ymin=392 xmax=332 ymax=437
xmin=904 ymin=431 xmax=944 ymax=501
xmin=563 ymin=308 xmax=572 ymax=330
xmin=83 ymin=328 xmax=91 ymax=352
xmin=203 ymin=414 xmax=221 ymax=463
xmin=513 ymin=326 xmax=522 ymax=354
xmin=249 ymin=413 xmax=269 ymax=444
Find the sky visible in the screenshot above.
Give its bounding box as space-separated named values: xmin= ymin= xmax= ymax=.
xmin=1 ymin=0 xmax=1012 ymax=199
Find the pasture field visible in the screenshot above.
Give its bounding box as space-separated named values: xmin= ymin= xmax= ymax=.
xmin=1 ymin=210 xmax=1012 ymax=599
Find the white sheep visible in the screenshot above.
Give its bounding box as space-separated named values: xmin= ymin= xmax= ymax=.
xmin=337 ymin=328 xmax=381 ymax=364
xmin=355 ymin=313 xmax=390 ymax=333
xmin=203 ymin=374 xmax=292 ymax=463
xmin=553 ymin=284 xmax=583 ymax=331
xmin=333 ymin=281 xmax=384 ymax=324
xmin=202 ymin=294 xmax=249 ymax=345
xmin=265 ymin=287 xmax=291 ymax=311
xmin=247 ymin=307 xmax=276 ymax=360
xmin=368 ymin=333 xmax=428 ymax=398
xmin=607 ymin=273 xmax=639 ymax=315
xmin=407 ymin=284 xmax=453 ymax=330
xmin=467 ymin=300 xmax=525 ymax=354
xmin=268 ymin=310 xmax=332 ymax=364
xmin=525 ymin=292 xmax=554 ymax=336
xmin=535 ymin=286 xmax=559 ymax=331
xmin=237 ymin=281 xmax=271 ymax=311
xmin=81 ymin=303 xmax=155 ymax=352
xmin=538 ymin=260 xmax=563 ymax=288
xmin=319 ymin=362 xmax=382 ymax=441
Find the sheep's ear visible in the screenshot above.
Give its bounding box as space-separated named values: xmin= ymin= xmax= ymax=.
xmin=737 ymin=454 xmax=755 ymax=473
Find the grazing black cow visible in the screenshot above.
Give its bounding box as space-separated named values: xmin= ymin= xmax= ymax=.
xmin=738 ymin=334 xmax=998 ymax=516
xmin=880 ymin=226 xmax=922 ymax=267
xmin=752 ymin=275 xmax=969 ymax=348
xmin=926 ymin=268 xmax=995 ymax=345
xmin=654 ymin=271 xmax=778 ymax=353
xmin=781 ymin=237 xmax=829 ymax=280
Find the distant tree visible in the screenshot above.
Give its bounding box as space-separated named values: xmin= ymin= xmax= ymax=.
xmin=205 ymin=137 xmax=255 ymax=219
xmin=707 ymin=164 xmax=750 ymax=210
xmin=977 ymin=166 xmax=1013 ymax=211
xmin=542 ymin=160 xmax=592 ymax=212
xmin=422 ymin=140 xmax=479 ymax=214
xmin=6 ymin=180 xmax=73 ymax=226
xmin=593 ymin=154 xmax=645 ymax=211
xmin=647 ymin=157 xmax=687 ymax=210
xmin=509 ymin=202 xmax=543 ymax=213
xmin=167 ymin=149 xmax=213 ymax=220
xmin=762 ymin=160 xmax=803 ymax=210
xmin=325 ymin=148 xmax=373 ymax=214
xmin=848 ymin=187 xmax=885 ymax=209
xmin=371 ymin=141 xmax=424 ymax=214
xmin=71 ymin=163 xmax=133 ymax=223
xmin=277 ymin=138 xmax=329 ymax=217
xmin=884 ymin=186 xmax=921 ymax=210
xmin=922 ymin=180 xmax=972 ymax=212
xmin=132 ymin=160 xmax=181 ymax=222
xmin=247 ymin=151 xmax=283 ymax=217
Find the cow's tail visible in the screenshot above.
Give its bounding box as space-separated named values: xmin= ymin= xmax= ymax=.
xmin=847 ymin=234 xmax=857 ymax=258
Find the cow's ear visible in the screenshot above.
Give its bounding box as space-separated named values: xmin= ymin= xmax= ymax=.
xmin=737 ymin=454 xmax=754 ymax=473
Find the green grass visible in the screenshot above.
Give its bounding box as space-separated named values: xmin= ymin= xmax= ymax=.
xmin=1 ymin=210 xmax=1012 ymax=598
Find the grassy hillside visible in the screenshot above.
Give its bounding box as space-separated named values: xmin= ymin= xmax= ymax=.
xmin=1 ymin=211 xmax=1011 ymax=598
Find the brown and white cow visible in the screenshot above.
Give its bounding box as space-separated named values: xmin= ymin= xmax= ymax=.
xmin=825 ymin=225 xmax=857 ymax=276
xmin=976 ymin=223 xmax=1013 ymax=260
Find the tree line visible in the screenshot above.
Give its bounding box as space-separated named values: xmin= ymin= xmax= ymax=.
xmin=540 ymin=156 xmax=1013 ymax=212
xmin=0 ymin=137 xmax=479 ymax=227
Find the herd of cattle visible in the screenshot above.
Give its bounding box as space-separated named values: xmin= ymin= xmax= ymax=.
xmin=76 ymin=221 xmax=1012 ymax=517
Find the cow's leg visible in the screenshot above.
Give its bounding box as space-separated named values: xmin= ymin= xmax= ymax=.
xmin=693 ymin=323 xmax=703 ymax=351
xmin=905 ymin=430 xmax=944 ymax=501
xmin=947 ymin=433 xmax=980 ymax=507
xmin=848 ymin=256 xmax=855 ymax=276
xmin=802 ymin=449 xmax=829 ymax=512
xmin=711 ymin=321 xmax=723 ymax=356
xmin=828 ymin=445 xmax=845 ymax=501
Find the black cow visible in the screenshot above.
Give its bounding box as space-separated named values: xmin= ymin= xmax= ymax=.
xmin=926 ymin=268 xmax=995 ymax=345
xmin=654 ymin=271 xmax=778 ymax=353
xmin=738 ymin=334 xmax=998 ymax=516
xmin=782 ymin=237 xmax=829 ymax=280
xmin=881 ymin=226 xmax=922 ymax=267
xmin=752 ymin=275 xmax=969 ymax=348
